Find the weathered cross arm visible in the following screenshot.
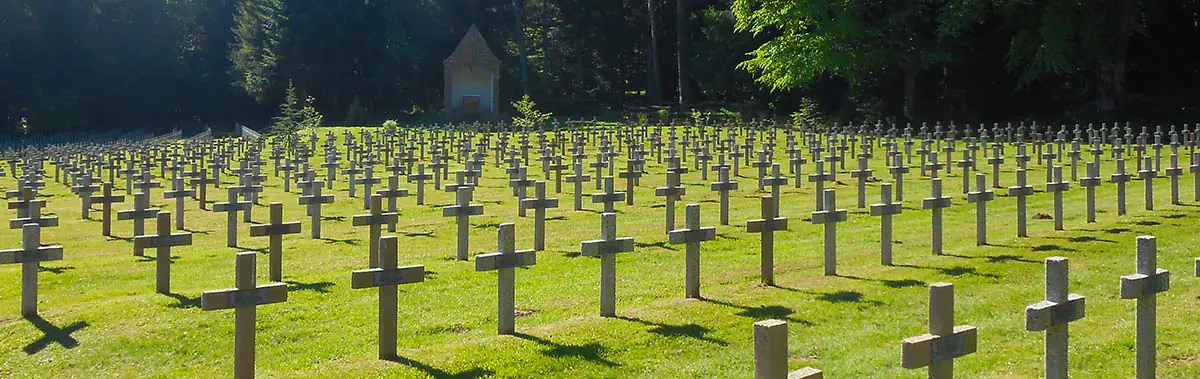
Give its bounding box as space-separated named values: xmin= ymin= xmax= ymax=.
xmin=900 ymin=326 xmax=979 ymax=369
xmin=200 ymin=283 xmax=288 ymax=311
xmin=350 ymin=265 xmax=426 ymax=288
xmin=475 ymin=250 xmax=537 ymax=271
xmin=1025 ymin=295 xmax=1086 ymax=331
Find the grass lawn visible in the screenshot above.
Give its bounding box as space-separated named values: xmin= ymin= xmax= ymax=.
xmin=2 ymin=126 xmax=1200 ymax=378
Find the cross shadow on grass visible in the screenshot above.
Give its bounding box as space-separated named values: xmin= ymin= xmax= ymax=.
xmin=182 ymin=228 xmax=210 ymax=235
xmin=322 ymin=215 xmax=347 ymax=222
xmin=23 ymin=315 xmax=87 ymax=354
xmin=634 ymin=241 xmax=677 ymax=251
xmin=1064 ymin=235 xmax=1116 ymax=243
xmin=893 ymin=264 xmax=1001 ymax=279
xmin=511 ymin=332 xmax=621 ymax=367
xmin=612 ymin=316 xmax=729 ymax=346
xmin=165 ymin=292 xmax=201 ymax=309
xmin=136 ymin=255 xmax=181 ymax=263
xmin=38 ymin=265 xmax=75 ymax=274
xmin=1031 ymin=244 xmax=1078 ymax=252
xmin=383 ymin=355 xmax=495 ymax=379
xmin=401 ymin=230 xmax=436 ymax=238
xmin=320 ymin=237 xmax=358 ymax=245
xmin=284 ymin=280 xmax=335 ymax=293
xmin=702 ymin=298 xmax=813 ymax=326
xmin=838 ymin=274 xmax=927 ymax=289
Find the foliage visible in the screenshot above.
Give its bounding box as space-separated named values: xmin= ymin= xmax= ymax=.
xmin=230 ymin=0 xmax=287 ymax=104
xmin=270 ymin=81 xmax=322 ymax=152
xmin=19 ymin=117 xmax=29 ymax=136
xmin=382 ymin=119 xmax=400 ymax=135
xmin=791 ymin=98 xmax=823 ymax=128
xmin=511 ymin=95 xmax=553 ymax=130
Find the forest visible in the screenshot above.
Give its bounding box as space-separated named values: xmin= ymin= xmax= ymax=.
xmin=1 ymin=0 xmax=1198 ymax=134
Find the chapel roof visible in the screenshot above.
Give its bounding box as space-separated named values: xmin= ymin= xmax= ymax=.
xmin=444 ymin=25 xmax=501 ymax=69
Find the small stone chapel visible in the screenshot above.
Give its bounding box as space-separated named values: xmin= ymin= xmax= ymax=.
xmin=443 ymin=25 xmax=501 ymax=115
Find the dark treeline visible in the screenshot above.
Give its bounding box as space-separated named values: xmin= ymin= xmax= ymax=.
xmin=2 ymin=0 xmax=1198 ymax=134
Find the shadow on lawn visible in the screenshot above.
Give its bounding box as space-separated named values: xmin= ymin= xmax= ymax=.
xmin=23 ymin=315 xmax=88 ymax=354
xmin=511 ymin=332 xmax=622 ymax=367
xmin=702 ymin=298 xmax=814 ymax=326
xmin=634 ymin=241 xmax=677 ymax=251
xmin=165 ymin=292 xmax=201 ymax=309
xmin=38 ymin=265 xmax=75 ymax=274
xmin=384 ymin=355 xmax=495 ymax=379
xmin=1031 ymin=244 xmax=1078 ymax=252
xmin=320 ymin=237 xmax=359 ymax=245
xmin=285 ymin=280 xmax=335 ymax=293
xmin=612 ymin=316 xmax=729 ymax=346
xmin=893 ymin=264 xmax=1001 ymax=279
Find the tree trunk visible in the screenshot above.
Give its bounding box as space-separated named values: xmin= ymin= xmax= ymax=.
xmin=513 ymin=0 xmax=531 ymax=97
xmin=902 ymin=66 xmax=917 ymax=120
xmin=676 ymin=0 xmax=692 ymax=105
xmin=1097 ymin=0 xmax=1135 ymax=113
xmin=646 ymin=0 xmax=662 ymax=105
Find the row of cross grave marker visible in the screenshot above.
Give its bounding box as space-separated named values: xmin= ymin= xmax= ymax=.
xmin=3 ymin=122 xmax=1200 ymax=378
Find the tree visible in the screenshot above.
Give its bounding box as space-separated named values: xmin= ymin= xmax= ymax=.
xmin=645 ymin=0 xmax=664 ymax=104
xmin=230 ymin=0 xmax=287 ymax=104
xmin=676 ymin=0 xmax=693 ymax=104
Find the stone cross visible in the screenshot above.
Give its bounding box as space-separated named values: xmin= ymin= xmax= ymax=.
xmin=1191 ymin=152 xmax=1199 ymax=202
xmin=889 ymin=154 xmax=909 ymax=201
xmin=354 ymin=197 xmax=399 ymax=268
xmin=987 ymin=145 xmax=1005 ymax=188
xmin=810 ymin=189 xmax=847 ymax=276
xmin=70 ymin=175 xmax=99 ymax=219
xmin=201 ymin=252 xmax=288 ymax=379
xmin=580 ymin=211 xmax=636 ymax=317
xmin=163 ymin=177 xmax=195 ymax=230
xmin=355 ymin=165 xmax=382 ymax=210
xmin=0 ymin=223 xmax=64 ymax=317
xmin=118 ymin=192 xmax=161 ymax=256
xmin=192 ymin=168 xmax=217 ymax=210
xmin=808 ymin=160 xmax=834 ymax=210
xmin=592 ymin=176 xmax=626 ymax=213
xmin=405 ymin=164 xmax=431 ymax=205
xmin=747 ymin=196 xmax=788 ymax=286
xmin=375 ymin=175 xmax=409 ymax=232
xmin=966 ymin=173 xmax=994 ymax=245
xmin=350 ymin=236 xmax=424 ymax=359
xmin=90 ymin=182 xmax=125 ymax=236
xmin=762 ymin=164 xmax=788 ymax=214
xmin=1139 ymin=157 xmax=1158 ymax=211
xmin=565 ymin=162 xmax=591 ymax=211
xmin=342 ymin=161 xmax=364 ymax=198
xmin=901 ymin=282 xmax=978 ymax=378
xmin=710 ymin=167 xmax=739 ymax=225
xmin=509 ymin=168 xmax=536 ymax=217
xmin=655 ymin=171 xmax=686 ymax=231
xmin=134 ymin=212 xmax=192 ymax=293
xmin=1025 ymin=257 xmax=1086 ymax=379
xmin=1008 ymin=169 xmax=1035 ymax=237
xmin=753 ymin=319 xmax=823 ymax=379
xmin=213 ymin=187 xmax=250 ymax=248
xmin=249 ymin=203 xmax=302 ymax=281
xmin=1079 ymin=162 xmax=1102 ymax=223
xmin=520 ymin=181 xmax=559 ymax=251
xmin=668 ymin=204 xmax=716 ymax=299
xmin=299 ymin=181 xmax=335 ymax=239
xmin=1165 ymin=153 xmax=1183 ymax=205
xmin=870 ymin=183 xmax=902 ymax=266
xmin=237 ymin=174 xmax=264 ymax=223
xmin=442 ymin=186 xmax=484 ymax=261
xmin=475 ymin=223 xmax=537 ymax=334
xmin=1046 ymin=166 xmax=1070 ymax=231
xmin=7 ymin=188 xmax=58 ymax=230
xmin=922 ymin=178 xmax=952 ymax=255
xmin=1110 ymin=159 xmax=1132 ymax=215
xmin=850 ymin=156 xmax=873 ymax=208
xmin=617 ymin=159 xmax=642 ymax=206
xmin=1119 ymin=236 xmax=1168 ymax=379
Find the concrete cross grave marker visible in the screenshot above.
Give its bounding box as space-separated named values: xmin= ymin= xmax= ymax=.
xmin=1079 ymin=162 xmax=1102 ymax=223
xmin=655 ymin=170 xmax=687 ymax=231
xmin=249 ymin=203 xmax=302 ymax=281
xmin=520 ymin=182 xmax=559 ymax=251
xmin=443 ymin=186 xmax=484 ymax=261
xmin=134 ymin=212 xmax=192 ymax=293
xmin=808 ymin=160 xmax=834 ymax=211
xmin=299 ymin=181 xmax=335 ymax=239
xmin=850 ymin=156 xmax=873 ymax=208
xmin=1139 ymin=157 xmax=1158 ymax=211
xmin=201 ymin=252 xmax=288 ymax=379
xmin=922 ymin=179 xmax=952 ymax=255
xmin=747 ymin=196 xmax=788 ymax=286
xmin=213 ymin=187 xmax=250 ymax=248
xmin=163 ymin=177 xmax=195 ymax=230
xmin=870 ymin=183 xmax=902 ymax=265
xmin=1025 ymin=257 xmax=1086 ymax=379
xmin=1165 ymin=154 xmax=1183 ymax=205
xmin=965 ymin=173 xmax=994 ymax=245
xmin=355 ymin=165 xmax=382 ymax=210
xmin=343 ymin=161 xmax=364 ymax=198
xmin=90 ymin=182 xmax=126 ymax=236
xmin=1046 ymin=166 xmax=1070 ymax=231
xmin=117 ymin=192 xmax=161 ymax=256
xmin=668 ymin=204 xmax=716 ymax=299
xmin=375 ymin=175 xmax=409 ymax=232
xmin=987 ymin=145 xmax=1005 ymax=188
xmin=1191 ymin=152 xmax=1199 ymax=202
xmin=1119 ymin=236 xmax=1169 ymax=379
xmin=509 ymin=167 xmax=536 ymax=217
xmin=710 ymin=167 xmax=739 ymax=225
xmin=405 ymin=164 xmax=431 ymax=205
xmin=565 ymin=162 xmax=591 ymax=211
xmin=70 ymin=175 xmax=99 ymax=219
xmin=810 ymin=189 xmax=848 ymax=276
xmin=475 ymin=223 xmax=537 ymax=334
xmin=0 ymin=224 xmax=64 ymax=317
xmin=354 ymin=197 xmax=399 ymax=268
xmin=1110 ymin=159 xmax=1132 ymax=215
xmin=901 ymin=282 xmax=978 ymax=378
xmin=753 ymin=319 xmax=824 ymax=379
xmin=350 ymin=235 xmax=424 ymax=359
xmin=763 ymin=164 xmax=788 ymax=214
xmin=618 ymin=158 xmax=641 ymax=205
xmin=592 ymin=176 xmax=626 ymax=214
xmin=192 ymin=168 xmax=217 ymax=210
xmin=580 ymin=212 xmax=635 ymax=317
xmin=1008 ymin=169 xmax=1035 ymax=237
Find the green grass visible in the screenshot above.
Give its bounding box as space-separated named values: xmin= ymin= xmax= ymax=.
xmin=2 ymin=127 xmax=1200 ymax=378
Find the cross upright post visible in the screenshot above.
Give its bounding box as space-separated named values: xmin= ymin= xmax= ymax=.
xmin=442 ymin=186 xmax=484 ymax=261
xmin=810 ymin=189 xmax=847 ymax=276
xmin=1120 ymin=236 xmax=1169 ymax=379
xmin=580 ymin=212 xmax=635 ymax=317
xmin=117 ymin=192 xmax=161 ymax=256
xmin=201 ymin=252 xmax=288 ymax=379
xmin=1025 ymin=257 xmax=1086 ymax=379
xmin=475 ymin=223 xmax=537 ymax=334
xmin=354 ymin=197 xmax=399 ymax=268
xmin=0 ymin=223 xmax=64 ymax=318
xmin=870 ymin=183 xmax=902 ymax=265
xmin=250 ymin=203 xmax=302 ymax=281
xmin=901 ymin=282 xmax=978 ymax=378
xmin=966 ymin=173 xmax=994 ymax=245
xmin=134 ymin=212 xmax=192 ymax=293
xmin=520 ymin=181 xmax=559 ymax=251
xmin=668 ymin=204 xmax=716 ymax=298
xmin=922 ymin=178 xmax=952 ymax=254
xmin=747 ymin=196 xmax=788 ymax=286
xmin=351 ymin=236 xmax=424 ymax=359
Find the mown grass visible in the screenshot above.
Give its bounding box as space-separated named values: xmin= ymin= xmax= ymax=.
xmin=2 ymin=126 xmax=1200 ymax=378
